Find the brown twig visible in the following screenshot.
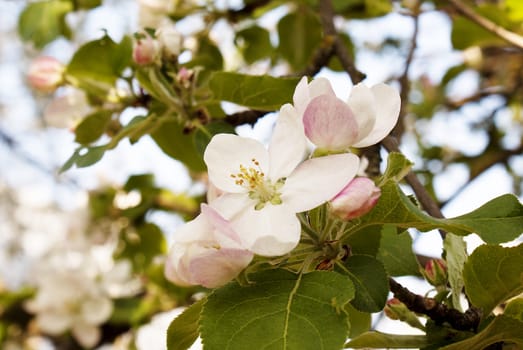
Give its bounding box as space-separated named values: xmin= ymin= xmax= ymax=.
xmin=448 ymin=0 xmax=523 ymax=49
xmin=389 ymin=278 xmax=481 ymax=331
xmin=318 ymin=0 xmax=365 ymax=84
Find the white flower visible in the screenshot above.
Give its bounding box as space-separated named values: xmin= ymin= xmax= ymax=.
xmin=155 ymin=23 xmax=183 ymax=58
xmin=165 ymin=204 xmax=253 ymax=288
xmin=293 ymin=77 xmax=401 ymax=151
xmin=204 ymin=105 xmax=360 ymax=256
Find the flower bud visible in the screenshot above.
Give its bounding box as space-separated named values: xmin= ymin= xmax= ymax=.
xmin=330 ymin=177 xmax=381 ymax=220
xmin=27 ymin=56 xmax=65 ymax=93
xmin=133 ymin=32 xmax=160 ymax=66
xmin=422 ymin=259 xmax=448 ymax=287
xmin=384 ymin=298 xmax=425 ymax=330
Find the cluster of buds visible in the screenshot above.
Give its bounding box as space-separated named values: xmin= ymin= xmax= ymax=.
xmin=132 ymin=23 xmax=182 ymax=66
xmin=422 ymin=259 xmax=448 ymax=288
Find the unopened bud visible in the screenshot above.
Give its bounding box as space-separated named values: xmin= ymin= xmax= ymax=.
xmin=330 ymin=177 xmax=381 ymax=220
xmin=27 ymin=56 xmax=65 ymax=93
xmin=132 ymin=32 xmax=160 ymax=65
xmin=384 ymin=298 xmax=425 ymax=330
xmin=422 ymin=259 xmax=447 ymax=287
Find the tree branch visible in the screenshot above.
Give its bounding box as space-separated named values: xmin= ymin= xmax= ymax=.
xmin=448 ymin=0 xmax=523 ymax=49
xmin=389 ymin=278 xmax=481 ymax=331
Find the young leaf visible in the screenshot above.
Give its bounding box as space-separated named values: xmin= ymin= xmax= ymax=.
xmin=18 ymin=0 xmax=72 ymax=48
xmin=342 ymin=255 xmax=388 ymax=312
xmin=344 ymin=304 xmax=371 ymax=338
xmin=463 ymin=244 xmax=523 ymax=316
xmin=60 ymin=145 xmax=107 ymax=172
xmin=235 ymin=25 xmax=273 ymax=64
xmin=200 ymin=270 xmax=354 ymax=350
xmin=443 ymin=234 xmax=467 ymax=311
xmin=377 ymin=225 xmax=421 ymax=277
xmin=74 ymin=110 xmax=113 ymax=144
xmin=167 ymin=299 xmax=205 ymax=350
xmin=208 ymin=72 xmax=300 ymax=110
xmin=356 ymin=182 xmax=523 ymax=245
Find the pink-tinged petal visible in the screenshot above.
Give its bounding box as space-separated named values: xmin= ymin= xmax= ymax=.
xmin=201 ymin=203 xmax=243 ymax=247
xmin=352 ymin=83 xmax=401 ymax=147
xmin=330 ymin=177 xmax=381 ymax=220
xmin=268 ymin=104 xmax=307 ymax=180
xmin=303 ymin=94 xmax=359 ymax=151
xmin=164 ymin=245 xmax=193 ymax=287
xmin=281 ymin=153 xmax=360 ymax=213
xmin=293 ymin=77 xmax=335 ymax=117
xmin=172 ymin=213 xmax=213 ymax=244
xmin=188 ymin=248 xmax=253 ymax=288
xmin=204 ymin=134 xmax=269 ymax=193
xmin=231 ymin=204 xmax=300 ymax=256
xmin=346 ymin=83 xmax=377 ymax=144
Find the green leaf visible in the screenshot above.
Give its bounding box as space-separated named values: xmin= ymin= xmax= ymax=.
xmin=504 ymin=297 xmax=523 ymax=322
xmin=379 ymin=152 xmax=413 ymax=184
xmin=440 ymin=315 xmax=523 ymax=350
xmin=506 ymin=0 xmax=523 ymax=21
xmin=208 ymin=72 xmax=301 ymax=110
xmin=60 ymin=145 xmax=106 ymax=172
xmin=463 ymin=244 xmax=523 ymax=316
xmin=235 ymin=25 xmax=273 ymax=64
xmin=343 ymin=255 xmax=388 ymax=312
xmin=277 ymin=9 xmax=322 ymax=71
xmin=66 ymin=35 xmax=131 ymax=95
xmin=200 ymin=270 xmax=354 ymax=350
xmin=18 ymin=0 xmax=72 ymax=48
xmin=344 ymin=304 xmax=371 ymax=338
xmin=74 ymin=0 xmax=102 ymax=9
xmin=443 ymin=234 xmax=468 ymax=311
xmin=150 ymin=119 xmax=206 ymax=172
xmin=377 ymin=225 xmax=420 ymax=277
xmin=185 ymin=37 xmax=223 ymax=71
xmin=167 ymin=299 xmax=205 ymax=350
xmin=74 ymin=110 xmax=113 ymax=144
xmin=354 ymin=182 xmax=523 ymax=245
xmin=346 ymin=331 xmax=430 ymax=348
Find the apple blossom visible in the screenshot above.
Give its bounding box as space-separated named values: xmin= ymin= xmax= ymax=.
xmin=203 ymin=104 xmax=360 ymax=256
xmin=165 ymin=204 xmax=253 ymax=288
xmin=330 ymin=177 xmax=381 ymax=220
xmin=133 ymin=32 xmax=161 ymax=66
xmin=27 ymin=56 xmax=65 ymax=93
xmin=293 ymin=76 xmax=401 ymax=151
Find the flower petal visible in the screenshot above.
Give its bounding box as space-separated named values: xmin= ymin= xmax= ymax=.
xmin=293 ymin=76 xmax=335 ymax=117
xmin=201 ymin=203 xmax=243 ymax=247
xmin=346 ymin=83 xmax=376 ymax=144
xmin=231 ymin=204 xmax=301 ymax=256
xmin=204 ymin=134 xmax=269 ymax=193
xmin=72 ymin=323 xmax=101 ymax=348
xmin=81 ymin=296 xmax=113 ymax=325
xmin=281 ymin=153 xmax=360 ymax=213
xmin=268 ymin=104 xmax=307 ymax=180
xmin=303 ymin=94 xmax=359 ymax=151
xmin=352 ymin=83 xmax=401 ymax=147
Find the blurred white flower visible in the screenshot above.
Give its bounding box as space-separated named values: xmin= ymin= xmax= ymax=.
xmin=43 ymin=87 xmax=91 ymax=129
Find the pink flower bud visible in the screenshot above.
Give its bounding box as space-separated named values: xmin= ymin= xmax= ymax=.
xmin=330 ymin=177 xmax=381 ymax=220
xmin=27 ymin=56 xmax=65 ymax=92
xmin=383 ymin=298 xmax=403 ymax=320
xmin=423 ymin=259 xmax=447 ymax=287
xmin=132 ymin=33 xmax=160 ymax=65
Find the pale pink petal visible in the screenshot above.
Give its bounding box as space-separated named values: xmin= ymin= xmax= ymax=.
xmin=346 ymin=84 xmax=376 ymax=144
xmin=188 ymin=248 xmax=253 ymax=288
xmin=303 ymin=94 xmax=359 ymax=151
xmin=164 ymin=245 xmax=193 ymax=287
xmin=330 ymin=177 xmax=381 ymax=219
xmin=281 ymin=153 xmax=360 ymax=213
xmin=231 ymin=204 xmax=301 ymax=256
xmin=293 ymin=77 xmax=335 ymax=117
xmin=173 ymin=213 xmax=213 ymax=243
xmin=204 ymin=134 xmax=269 ymax=193
xmin=352 ymin=84 xmax=401 ymax=147
xmin=268 ymin=104 xmax=307 ymax=180
xmin=201 ymin=203 xmax=243 ymax=246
